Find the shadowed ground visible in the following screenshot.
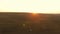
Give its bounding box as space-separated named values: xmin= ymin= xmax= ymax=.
xmin=0 ymin=12 xmax=60 ymax=34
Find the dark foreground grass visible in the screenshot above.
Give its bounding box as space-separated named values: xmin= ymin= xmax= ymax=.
xmin=0 ymin=12 xmax=60 ymax=34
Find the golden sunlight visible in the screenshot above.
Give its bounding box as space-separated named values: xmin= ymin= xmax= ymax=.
xmin=31 ymin=11 xmax=38 ymax=14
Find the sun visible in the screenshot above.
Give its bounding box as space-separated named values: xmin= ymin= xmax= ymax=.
xmin=31 ymin=11 xmax=38 ymax=14
xmin=29 ymin=11 xmax=38 ymax=14
xmin=29 ymin=11 xmax=38 ymax=16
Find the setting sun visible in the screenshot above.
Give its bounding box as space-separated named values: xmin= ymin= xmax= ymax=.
xmin=30 ymin=11 xmax=38 ymax=14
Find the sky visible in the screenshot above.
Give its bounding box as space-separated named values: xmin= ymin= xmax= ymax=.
xmin=0 ymin=0 xmax=60 ymax=14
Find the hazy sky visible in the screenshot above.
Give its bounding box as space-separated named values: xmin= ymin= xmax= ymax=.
xmin=0 ymin=0 xmax=60 ymax=14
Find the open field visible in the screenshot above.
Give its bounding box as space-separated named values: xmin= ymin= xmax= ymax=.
xmin=0 ymin=12 xmax=60 ymax=34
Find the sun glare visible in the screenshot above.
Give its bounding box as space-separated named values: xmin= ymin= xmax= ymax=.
xmin=32 ymin=11 xmax=37 ymax=14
